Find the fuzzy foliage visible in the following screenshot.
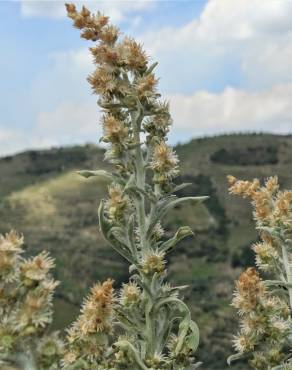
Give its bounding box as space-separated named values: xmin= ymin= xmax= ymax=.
xmin=0 ymin=231 xmax=63 ymax=370
xmin=228 ymin=176 xmax=292 ymax=370
xmin=63 ymin=3 xmax=207 ymax=370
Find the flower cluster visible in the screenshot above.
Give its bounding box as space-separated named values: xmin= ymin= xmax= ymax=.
xmin=228 ymin=176 xmax=292 ymax=369
xmin=151 ymin=142 xmax=179 ymax=188
xmin=231 ymin=268 xmax=289 ymax=369
xmin=65 ymin=3 xmax=206 ymax=370
xmin=65 ymin=2 xmax=178 ymax=192
xmin=62 ymin=279 xmax=115 ymax=368
xmin=105 ymin=183 xmax=132 ymax=223
xmin=0 ymin=231 xmax=63 ymax=370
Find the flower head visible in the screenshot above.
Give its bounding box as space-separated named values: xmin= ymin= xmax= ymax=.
xmin=141 ymin=251 xmax=166 ymax=275
xmin=232 ymin=268 xmax=266 ymax=314
xmin=151 ymin=142 xmax=179 ymax=183
xmin=102 ymin=114 xmax=128 ymax=144
xmin=106 ymin=183 xmax=131 ymax=222
xmin=0 ymin=231 xmax=23 ymax=282
xmin=119 ymin=282 xmax=141 ymax=307
xmin=20 ymin=252 xmax=55 ymax=285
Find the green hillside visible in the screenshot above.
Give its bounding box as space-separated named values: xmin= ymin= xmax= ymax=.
xmin=1 ymin=133 xmax=292 ymax=369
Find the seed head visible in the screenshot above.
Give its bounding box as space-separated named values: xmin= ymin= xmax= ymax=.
xmin=141 ymin=251 xmax=166 ymax=275
xmin=151 ymin=142 xmax=179 ymax=181
xmin=102 ymin=114 xmax=128 ymax=144
xmin=119 ymin=282 xmax=141 ymax=306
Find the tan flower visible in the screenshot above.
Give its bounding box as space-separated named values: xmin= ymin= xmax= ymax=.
xmin=232 ymin=268 xmax=266 ymax=313
xmin=141 ymin=251 xmax=166 ymax=275
xmin=20 ymin=252 xmax=55 ymax=283
xmin=102 ymin=114 xmax=128 ymax=144
xmin=119 ymin=282 xmax=141 ymax=306
xmin=106 ymin=184 xmax=130 ymax=222
xmin=151 ymin=142 xmax=179 ymax=179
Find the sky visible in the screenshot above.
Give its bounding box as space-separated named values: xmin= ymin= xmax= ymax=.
xmin=1 ymin=0 xmax=292 ymax=157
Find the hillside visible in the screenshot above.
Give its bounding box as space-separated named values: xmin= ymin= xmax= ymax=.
xmin=1 ymin=133 xmax=292 ymax=369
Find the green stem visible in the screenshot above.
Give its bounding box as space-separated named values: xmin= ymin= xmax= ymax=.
xmin=131 ymin=105 xmax=156 ymax=358
xmin=155 ymin=297 xmax=192 ymax=354
xmin=115 ymin=340 xmax=149 ymax=370
xmin=144 ymin=276 xmax=155 ymax=357
xmin=132 ymin=109 xmax=147 ymax=252
xmin=281 ymin=244 xmax=292 ymax=309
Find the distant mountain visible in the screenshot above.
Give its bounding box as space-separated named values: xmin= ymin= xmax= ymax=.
xmin=1 ymin=133 xmax=292 ymax=369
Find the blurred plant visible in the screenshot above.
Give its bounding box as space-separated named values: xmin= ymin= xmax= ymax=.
xmin=0 ymin=231 xmax=64 ymax=370
xmin=63 ymin=3 xmax=208 ymax=370
xmin=227 ymin=175 xmax=292 ymax=370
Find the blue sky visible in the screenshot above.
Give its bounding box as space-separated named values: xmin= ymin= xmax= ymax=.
xmin=1 ymin=0 xmax=292 ymax=156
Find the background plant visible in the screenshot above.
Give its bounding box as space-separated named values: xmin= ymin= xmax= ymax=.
xmin=61 ymin=4 xmax=208 ymax=370
xmin=228 ymin=175 xmax=292 ymax=370
xmin=0 ymin=230 xmax=63 ymax=370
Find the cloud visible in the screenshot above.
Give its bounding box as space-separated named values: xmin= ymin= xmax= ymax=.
xmin=144 ymin=0 xmax=292 ymax=50
xmin=169 ymin=84 xmax=292 ymax=137
xmin=3 ymin=0 xmax=292 ymax=158
xmin=196 ymin=0 xmax=292 ymax=41
xmin=36 ymin=100 xmax=102 ymax=139
xmin=20 ymin=0 xmax=154 ymax=22
xmin=2 ymin=81 xmax=292 ymax=157
xmin=141 ymin=0 xmax=292 ymax=92
xmin=0 ymin=127 xmax=59 ymax=157
xmin=0 ymin=100 xmax=101 ymax=157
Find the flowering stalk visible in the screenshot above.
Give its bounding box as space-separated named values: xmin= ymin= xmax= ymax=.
xmin=227 ymin=176 xmax=292 ymax=370
xmin=0 ymin=231 xmax=63 ymax=370
xmin=63 ymin=4 xmax=207 ymax=369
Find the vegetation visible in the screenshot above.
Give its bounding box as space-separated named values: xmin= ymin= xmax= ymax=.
xmin=1 ymin=3 xmax=292 ymax=370
xmin=61 ymin=3 xmax=206 ymax=369
xmin=0 ymin=231 xmax=63 ymax=369
xmin=228 ymin=176 xmax=292 ymax=369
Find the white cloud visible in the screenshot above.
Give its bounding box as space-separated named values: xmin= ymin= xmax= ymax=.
xmin=0 ymin=127 xmax=58 ymax=157
xmin=0 ymin=128 xmax=31 ymax=157
xmin=144 ymin=0 xmax=292 ymax=51
xmin=20 ymin=0 xmax=154 ymax=22
xmin=141 ymin=0 xmax=292 ymax=92
xmin=0 ymin=99 xmax=101 ymax=157
xmin=196 ymin=0 xmax=292 ymax=41
xmin=37 ymin=100 xmax=101 ymax=138
xmin=3 ymin=0 xmax=292 ymax=158
xmin=169 ymin=84 xmax=292 ymax=137
xmin=2 ymin=81 xmax=292 ymax=157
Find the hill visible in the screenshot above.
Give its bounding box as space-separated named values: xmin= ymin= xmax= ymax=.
xmin=1 ymin=133 xmax=292 ymax=369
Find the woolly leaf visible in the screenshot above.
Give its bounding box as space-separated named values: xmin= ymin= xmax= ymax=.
xmin=159 ymin=226 xmax=194 ymax=253
xmin=186 ymin=320 xmax=200 ymax=352
xmin=227 ymin=352 xmax=245 ymax=365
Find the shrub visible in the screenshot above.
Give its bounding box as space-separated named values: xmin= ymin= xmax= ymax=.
xmin=0 ymin=231 xmax=63 ymax=369
xmin=56 ymin=4 xmax=210 ymax=369
xmin=228 ymin=175 xmax=292 ymax=369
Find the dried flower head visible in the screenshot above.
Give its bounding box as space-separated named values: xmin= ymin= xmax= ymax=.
xmin=0 ymin=231 xmax=23 ymax=283
xmin=119 ymin=282 xmax=141 ymax=306
xmin=102 ymin=114 xmax=128 ymax=144
xmin=117 ymin=36 xmax=148 ymax=72
xmin=106 ymin=183 xmax=131 ymax=222
xmin=232 ymin=268 xmax=266 ymax=314
xmin=67 ymin=279 xmax=114 ymax=340
xmin=141 ymin=251 xmax=166 ymax=275
xmin=228 ymin=176 xmax=292 ymax=369
xmin=87 ymin=67 xmax=116 ymax=96
xmin=136 ymin=74 xmax=158 ymax=98
xmin=151 ymin=141 xmax=179 ymax=182
xmin=20 ymin=251 xmax=55 ymax=285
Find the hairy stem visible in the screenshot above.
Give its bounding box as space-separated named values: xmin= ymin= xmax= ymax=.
xmin=282 ymin=244 xmax=292 ymax=310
